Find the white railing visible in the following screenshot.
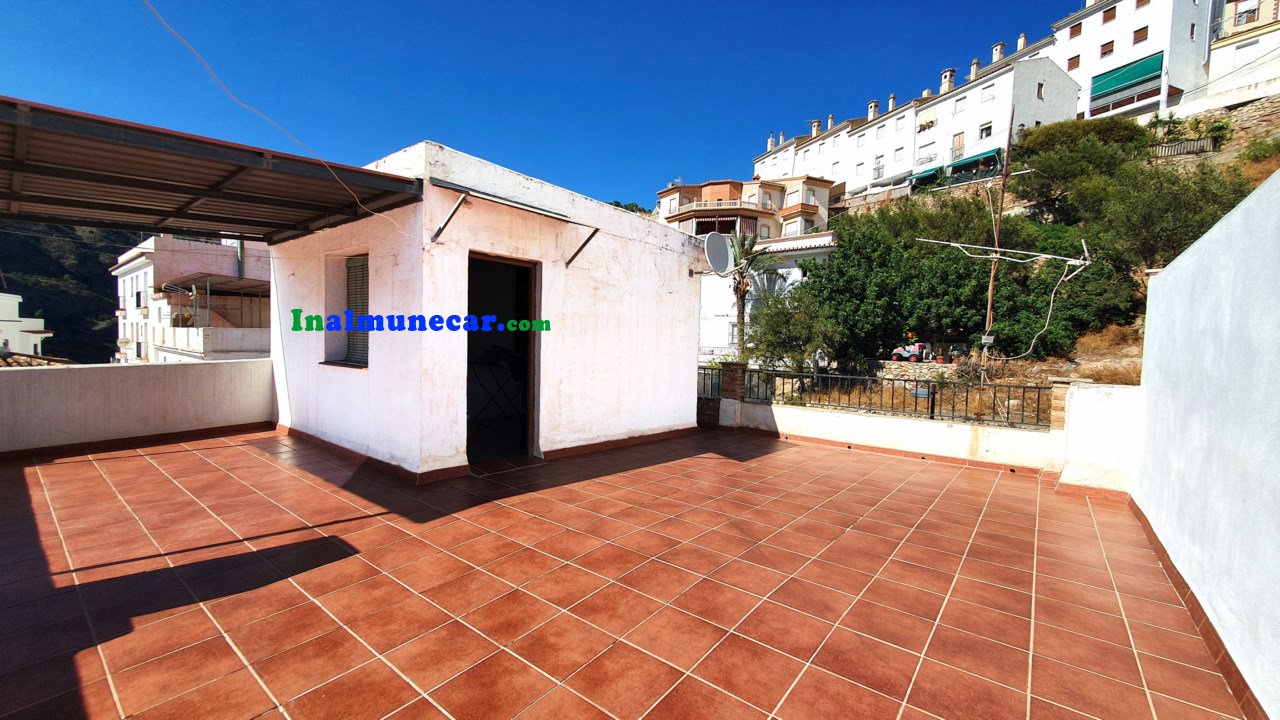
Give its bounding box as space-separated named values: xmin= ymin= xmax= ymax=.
xmin=674 ymin=200 xmax=770 ymax=214
xmin=873 ymin=166 xmax=885 ymax=180
xmin=916 ymin=154 xmax=938 ymax=166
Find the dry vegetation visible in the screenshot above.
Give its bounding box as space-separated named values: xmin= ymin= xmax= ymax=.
xmin=1238 ymin=154 xmax=1280 ymax=186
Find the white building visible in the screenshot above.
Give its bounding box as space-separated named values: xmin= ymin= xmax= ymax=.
xmin=1045 ymin=0 xmax=1212 ymax=119
xmin=272 ymin=141 xmax=703 ymax=476
xmin=1175 ymin=0 xmax=1280 ymax=114
xmin=0 ymin=292 xmax=52 ymax=355
xmin=112 ymin=234 xmax=271 ymax=364
xmin=752 ymin=44 xmax=1078 ymax=208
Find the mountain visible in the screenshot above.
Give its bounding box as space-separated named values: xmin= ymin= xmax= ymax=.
xmin=0 ymin=221 xmax=142 ymax=363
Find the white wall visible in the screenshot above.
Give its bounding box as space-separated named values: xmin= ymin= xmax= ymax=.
xmin=0 ymin=293 xmax=50 ymax=355
xmin=1059 ymin=383 xmax=1145 ymax=491
xmin=1135 ymin=170 xmax=1280 ymax=716
xmin=720 ymin=399 xmax=1054 ymax=470
xmin=0 ymin=359 xmax=275 ymax=453
xmin=275 ymin=142 xmax=704 ymax=475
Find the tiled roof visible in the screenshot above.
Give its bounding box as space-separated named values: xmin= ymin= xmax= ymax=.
xmin=0 ymin=352 xmax=75 ymax=368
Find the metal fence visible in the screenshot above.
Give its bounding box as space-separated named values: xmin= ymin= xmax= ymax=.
xmin=743 ymin=369 xmax=1050 ymax=429
xmin=1149 ymin=138 xmax=1217 ymax=158
xmin=697 ymin=366 xmax=722 ymax=399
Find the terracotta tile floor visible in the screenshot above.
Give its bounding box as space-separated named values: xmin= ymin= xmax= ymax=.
xmin=0 ymin=429 xmax=1246 ymax=719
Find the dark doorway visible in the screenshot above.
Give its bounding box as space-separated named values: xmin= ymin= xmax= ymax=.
xmin=467 ymin=256 xmax=535 ymax=463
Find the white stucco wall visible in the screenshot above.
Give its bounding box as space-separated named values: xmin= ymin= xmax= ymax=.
xmin=274 ymin=142 xmax=704 ymax=475
xmin=0 ymin=359 xmax=275 ymax=453
xmin=720 ymin=399 xmax=1053 ymax=471
xmin=1059 ymin=383 xmax=1145 ymax=492
xmin=1135 ymin=170 xmax=1280 ymax=716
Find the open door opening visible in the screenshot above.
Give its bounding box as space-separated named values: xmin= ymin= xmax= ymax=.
xmin=467 ymin=256 xmax=535 ymax=464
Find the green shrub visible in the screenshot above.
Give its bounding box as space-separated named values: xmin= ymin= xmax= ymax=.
xmin=1240 ymin=138 xmax=1280 ymax=163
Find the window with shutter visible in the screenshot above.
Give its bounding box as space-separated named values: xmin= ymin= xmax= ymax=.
xmin=345 ymin=256 xmax=369 ymax=366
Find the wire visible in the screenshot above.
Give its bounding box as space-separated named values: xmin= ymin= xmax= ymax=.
xmin=139 ymin=0 xmax=419 ymax=243
xmin=985 ymin=260 xmax=1072 ymax=361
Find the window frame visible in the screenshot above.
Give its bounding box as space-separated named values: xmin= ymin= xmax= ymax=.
xmin=1069 ymin=22 xmax=1083 ymax=38
xmin=1134 ymin=26 xmax=1148 ymax=44
xmin=1103 ymin=7 xmax=1117 ymax=24
xmin=1068 ymin=54 xmax=1081 ymax=70
xmin=1101 ymin=40 xmax=1115 ymax=58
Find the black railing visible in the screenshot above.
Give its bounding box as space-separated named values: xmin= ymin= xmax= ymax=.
xmin=743 ymin=369 xmax=1050 ymax=429
xmin=697 ymin=366 xmax=722 ymax=398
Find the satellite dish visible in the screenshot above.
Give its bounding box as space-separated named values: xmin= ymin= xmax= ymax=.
xmin=704 ymin=232 xmax=732 ymax=276
xmin=116 ymin=338 xmax=133 ymax=348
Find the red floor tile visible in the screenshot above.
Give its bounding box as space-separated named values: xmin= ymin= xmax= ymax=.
xmin=566 ymin=642 xmax=682 ymax=718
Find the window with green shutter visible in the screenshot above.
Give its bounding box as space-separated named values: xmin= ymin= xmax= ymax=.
xmin=345 ymin=256 xmax=369 ymax=366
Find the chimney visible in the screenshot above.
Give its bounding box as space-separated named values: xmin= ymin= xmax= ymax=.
xmin=827 ymin=113 xmax=834 ymax=130
xmin=779 ymin=130 xmax=786 ymax=144
xmin=941 ymin=69 xmax=956 ymax=94
xmin=1017 ymin=33 xmax=1028 ymax=51
xmin=767 ymin=132 xmax=776 ymax=151
xmin=969 ymin=58 xmax=981 ymax=82
xmin=868 ymin=100 xmax=880 ymax=120
xmin=992 ymin=42 xmax=1006 ymax=63
xmin=810 ymin=119 xmax=821 ymax=138
xmin=888 ymin=93 xmax=897 ymax=111
xmin=923 ymin=88 xmax=933 ymax=98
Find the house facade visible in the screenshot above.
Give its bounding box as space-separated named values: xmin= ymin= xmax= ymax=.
xmin=272 ymin=142 xmax=703 ymax=479
xmin=0 ymin=292 xmax=52 ymax=355
xmin=655 ymin=176 xmax=833 ymax=240
xmin=1045 ymin=0 xmax=1212 ymax=119
xmin=111 ymin=234 xmax=271 ymax=364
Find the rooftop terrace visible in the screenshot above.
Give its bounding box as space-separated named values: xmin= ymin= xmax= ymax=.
xmin=0 ymin=428 xmax=1244 ymax=719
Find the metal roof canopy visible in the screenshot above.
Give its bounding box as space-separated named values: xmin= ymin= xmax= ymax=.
xmin=165 ymin=273 xmax=271 ymax=296
xmin=0 ymin=95 xmax=422 ymax=244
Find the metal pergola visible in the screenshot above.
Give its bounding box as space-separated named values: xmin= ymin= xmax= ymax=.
xmin=0 ymin=95 xmax=422 ymax=244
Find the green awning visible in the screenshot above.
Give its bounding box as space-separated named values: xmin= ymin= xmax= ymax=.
xmin=1092 ymin=52 xmax=1164 ymax=99
xmin=908 ymin=167 xmax=942 ymax=183
xmin=948 ymin=148 xmax=1001 ymax=169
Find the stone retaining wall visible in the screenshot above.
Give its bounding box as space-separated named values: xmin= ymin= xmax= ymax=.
xmin=877 ymin=360 xmax=962 ymax=381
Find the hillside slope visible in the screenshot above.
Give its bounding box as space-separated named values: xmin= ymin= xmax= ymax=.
xmin=0 ymin=222 xmax=141 ymax=363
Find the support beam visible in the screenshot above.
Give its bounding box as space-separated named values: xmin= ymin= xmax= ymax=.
xmin=565 ymin=228 xmax=600 ymax=267
xmin=0 ymin=191 xmax=295 ymax=230
xmin=0 ymin=159 xmax=341 ymax=214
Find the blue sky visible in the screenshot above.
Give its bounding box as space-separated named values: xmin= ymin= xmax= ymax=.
xmin=2 ymin=1 xmax=1080 ymax=208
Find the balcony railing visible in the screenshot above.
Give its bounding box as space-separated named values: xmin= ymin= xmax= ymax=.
xmin=872 ymin=166 xmax=885 ymax=180
xmin=673 ymin=200 xmax=771 ymax=214
xmin=697 ymin=367 xmax=722 ymax=399
xmin=743 ymin=369 xmax=1051 ymax=429
xmin=951 ymin=146 xmax=965 ymax=160
xmin=916 ymin=154 xmax=938 ymax=166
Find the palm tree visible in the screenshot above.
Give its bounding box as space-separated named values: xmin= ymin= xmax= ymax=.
xmin=727 ymin=232 xmax=781 ymax=361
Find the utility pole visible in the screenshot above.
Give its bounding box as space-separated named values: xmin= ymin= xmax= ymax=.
xmin=981 ymin=106 xmax=1018 ymax=384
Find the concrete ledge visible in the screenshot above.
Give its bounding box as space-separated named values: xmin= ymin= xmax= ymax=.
xmin=277 ymin=424 xmax=469 ymax=485
xmin=1129 ymin=499 xmax=1270 ymax=720
xmin=0 ymin=422 xmax=276 ymax=465
xmin=542 ymin=427 xmax=699 ymax=461
xmin=0 ymin=359 xmax=276 ymax=454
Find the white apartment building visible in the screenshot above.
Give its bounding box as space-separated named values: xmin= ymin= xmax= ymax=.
xmin=1046 ymin=0 xmax=1212 ymax=118
xmin=1175 ymin=0 xmax=1280 ymax=113
xmin=0 ymin=293 xmax=52 ymax=356
xmin=112 ymin=234 xmax=271 ymax=363
xmin=752 ymin=46 xmax=1078 ymax=206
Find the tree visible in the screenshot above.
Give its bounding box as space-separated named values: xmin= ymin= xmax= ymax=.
xmin=608 ymin=200 xmax=651 ymax=214
xmin=1092 ymin=161 xmax=1251 ymax=268
xmin=1011 ymin=117 xmax=1151 ymax=224
xmin=799 ymin=214 xmax=911 ymax=373
xmin=727 ymin=232 xmax=780 ymax=361
xmin=745 ymin=285 xmax=837 ymax=371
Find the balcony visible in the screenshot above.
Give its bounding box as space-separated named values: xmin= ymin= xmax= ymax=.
xmin=779 ymin=203 xmax=821 ymax=221
xmin=154 ymin=326 xmax=271 ymax=360
xmin=873 ymin=166 xmax=885 ymax=180
xmin=667 ymin=199 xmax=776 ymax=221
xmin=916 ymin=154 xmax=938 ymax=167
xmin=951 ymin=145 xmax=966 ymax=161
